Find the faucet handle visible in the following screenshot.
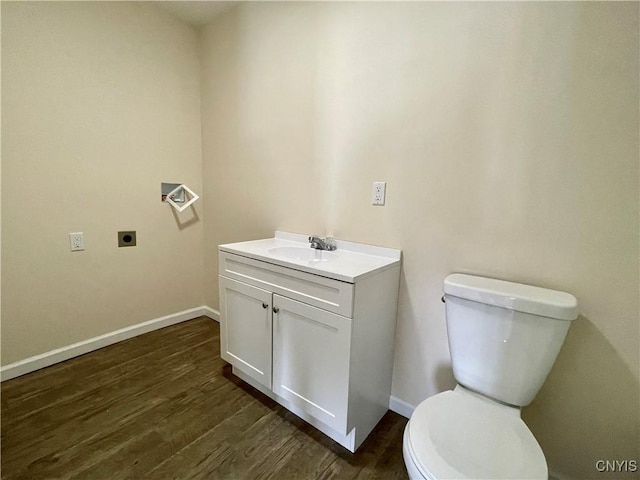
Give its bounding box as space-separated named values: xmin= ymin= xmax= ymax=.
xmin=308 ymin=235 xmax=336 ymax=250
xmin=325 ymin=237 xmax=337 ymax=251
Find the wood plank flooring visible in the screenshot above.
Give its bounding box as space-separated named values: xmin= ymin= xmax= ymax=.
xmin=1 ymin=317 xmax=409 ymax=479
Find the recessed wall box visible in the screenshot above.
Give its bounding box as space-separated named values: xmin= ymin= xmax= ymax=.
xmin=164 ymin=184 xmax=199 ymax=213
xmin=161 ymin=183 xmax=185 ymax=203
xmin=118 ymin=231 xmax=137 ymax=247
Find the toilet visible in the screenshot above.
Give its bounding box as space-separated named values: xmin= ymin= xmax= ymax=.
xmin=403 ymin=273 xmax=578 ymax=480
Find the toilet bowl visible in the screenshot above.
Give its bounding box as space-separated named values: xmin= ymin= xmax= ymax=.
xmin=403 ymin=274 xmax=578 ymax=480
xmin=403 ymin=386 xmax=547 ymax=480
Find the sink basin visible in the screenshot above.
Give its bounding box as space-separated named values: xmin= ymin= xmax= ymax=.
xmin=267 ymin=246 xmax=338 ymax=263
xmin=219 ymin=232 xmax=402 ymax=283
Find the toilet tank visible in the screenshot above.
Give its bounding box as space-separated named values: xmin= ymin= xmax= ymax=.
xmin=443 ymin=274 xmax=578 ymax=407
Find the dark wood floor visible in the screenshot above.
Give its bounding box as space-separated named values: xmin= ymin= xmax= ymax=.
xmin=1 ymin=317 xmax=408 ymax=480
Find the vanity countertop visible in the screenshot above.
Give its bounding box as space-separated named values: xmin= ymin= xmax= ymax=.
xmin=218 ymin=231 xmax=401 ymax=283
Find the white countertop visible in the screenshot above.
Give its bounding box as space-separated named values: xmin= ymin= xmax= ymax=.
xmin=218 ymin=232 xmax=401 ymax=283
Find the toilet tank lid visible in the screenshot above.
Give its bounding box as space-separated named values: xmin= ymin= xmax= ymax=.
xmin=443 ymin=274 xmax=578 ymax=321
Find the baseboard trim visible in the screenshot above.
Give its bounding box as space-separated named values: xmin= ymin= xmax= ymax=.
xmin=0 ymin=305 xmax=220 ymax=382
xmin=389 ymin=395 xmax=415 ymax=419
xmin=200 ymin=305 xmax=220 ymax=321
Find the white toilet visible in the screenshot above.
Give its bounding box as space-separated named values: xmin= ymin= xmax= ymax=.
xmin=403 ymin=273 xmax=578 ymax=480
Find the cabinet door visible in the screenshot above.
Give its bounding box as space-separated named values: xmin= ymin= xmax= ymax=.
xmin=272 ymin=294 xmax=352 ymax=434
xmin=219 ymin=276 xmax=272 ymax=389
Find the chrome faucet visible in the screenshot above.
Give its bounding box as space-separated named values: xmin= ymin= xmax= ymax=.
xmin=308 ymin=235 xmax=337 ymax=251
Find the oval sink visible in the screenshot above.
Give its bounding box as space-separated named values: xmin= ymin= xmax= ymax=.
xmin=267 ymin=246 xmax=338 ymax=263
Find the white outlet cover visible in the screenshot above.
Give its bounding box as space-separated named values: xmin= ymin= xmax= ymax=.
xmin=69 ymin=232 xmax=85 ymax=251
xmin=372 ymin=181 xmax=386 ymax=206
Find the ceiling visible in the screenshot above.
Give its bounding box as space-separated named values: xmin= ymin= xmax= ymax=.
xmin=153 ymin=1 xmax=239 ymax=27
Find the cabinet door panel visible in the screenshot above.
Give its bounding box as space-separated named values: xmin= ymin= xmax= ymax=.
xmin=219 ymin=276 xmax=272 ymax=389
xmin=272 ymin=295 xmax=351 ymax=434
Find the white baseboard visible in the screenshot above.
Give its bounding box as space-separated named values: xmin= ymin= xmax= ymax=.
xmin=200 ymin=305 xmax=220 ymax=322
xmin=389 ymin=395 xmax=416 ymax=419
xmin=0 ymin=305 xmax=220 ymax=382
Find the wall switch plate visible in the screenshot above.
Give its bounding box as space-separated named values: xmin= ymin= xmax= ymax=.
xmin=372 ymin=181 xmax=386 ymax=206
xmin=69 ymin=232 xmax=85 ymax=251
xmin=118 ymin=231 xmax=137 ymax=247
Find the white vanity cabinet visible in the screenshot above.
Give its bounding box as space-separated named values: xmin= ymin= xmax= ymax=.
xmin=272 ymin=294 xmax=352 ymax=434
xmin=218 ymin=232 xmax=401 ymax=452
xmin=219 ymin=277 xmax=272 ymax=389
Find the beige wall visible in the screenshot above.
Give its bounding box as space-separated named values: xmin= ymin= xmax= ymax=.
xmin=1 ymin=2 xmax=204 ymax=364
xmin=2 ymin=1 xmax=638 ymax=479
xmin=200 ymin=2 xmax=328 ymax=304
xmin=201 ymin=2 xmax=639 ymax=479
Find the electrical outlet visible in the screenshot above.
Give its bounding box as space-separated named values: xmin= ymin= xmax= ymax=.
xmin=372 ymin=181 xmax=386 ymax=206
xmin=69 ymin=232 xmax=85 ymax=252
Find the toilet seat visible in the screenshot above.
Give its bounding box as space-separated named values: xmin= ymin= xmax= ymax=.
xmin=406 ymin=388 xmax=547 ymax=479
